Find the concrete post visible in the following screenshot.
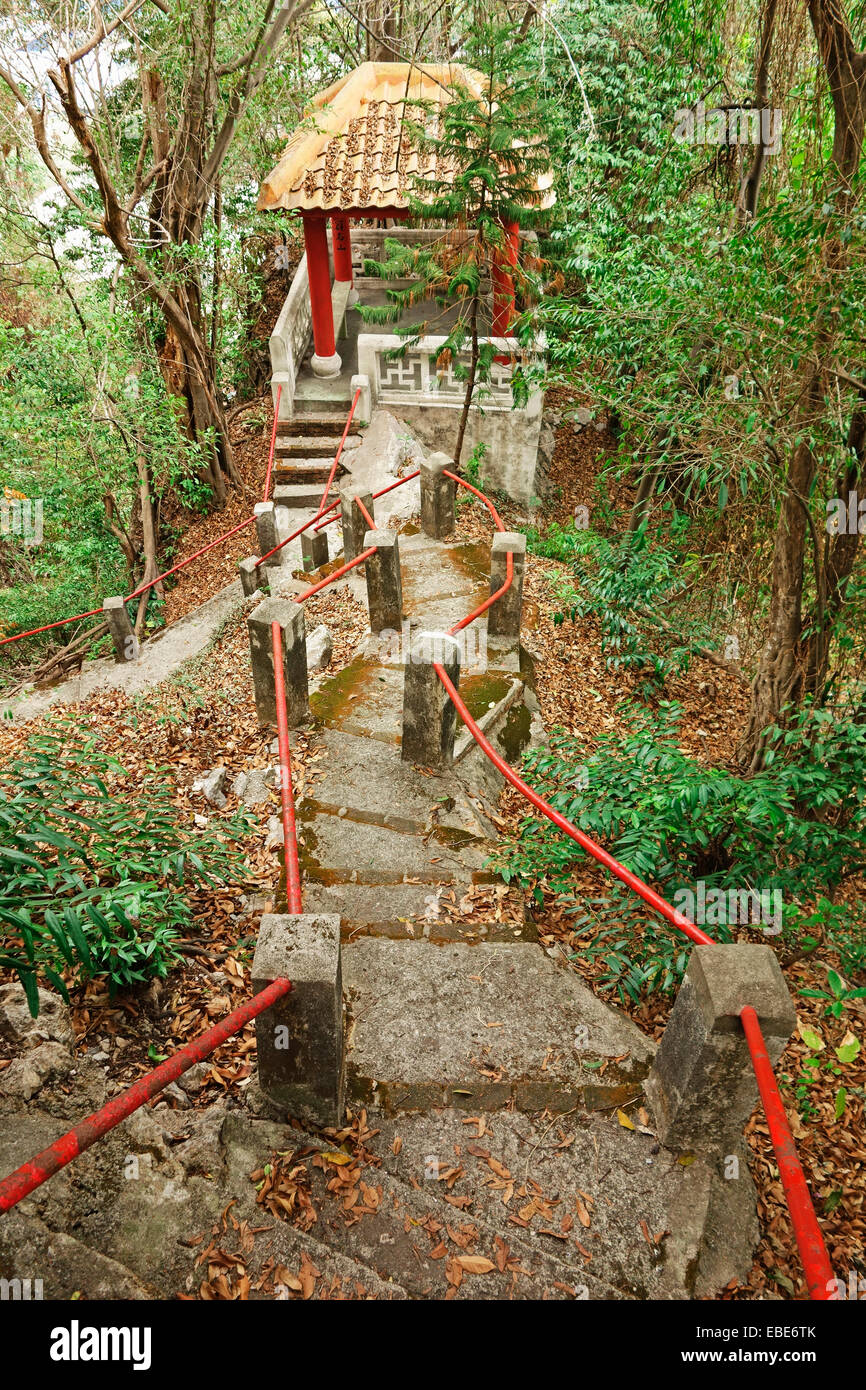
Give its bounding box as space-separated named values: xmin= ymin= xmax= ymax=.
xmin=401 ymin=629 xmax=461 ymax=769
xmin=420 ymin=452 xmax=456 ymax=539
xmin=644 ymin=945 xmax=796 ymax=1153
xmin=350 ymin=372 xmax=372 ymax=425
xmin=254 ymin=502 xmax=283 ymax=568
xmin=340 ymin=485 xmax=374 ymax=563
xmin=252 ymin=913 xmax=344 ymax=1127
xmin=301 ymin=528 xmax=329 ymax=573
xmin=102 ymin=596 xmax=137 ymax=663
xmin=363 ymin=530 xmax=402 ymax=633
xmin=238 ymin=557 xmax=261 ymax=597
xmin=247 ymin=597 xmax=309 ymax=728
xmin=488 ymin=532 xmax=527 ymax=640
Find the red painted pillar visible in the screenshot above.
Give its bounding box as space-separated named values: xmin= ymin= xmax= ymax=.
xmin=332 ymin=215 xmax=353 ymax=284
xmin=491 ymin=219 xmax=520 ymax=338
xmin=302 ymin=213 xmax=340 ymax=377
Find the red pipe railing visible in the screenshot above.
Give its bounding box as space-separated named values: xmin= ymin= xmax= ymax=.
xmin=740 ymin=1006 xmax=835 ymax=1300
xmin=0 ymin=388 xmax=361 ymax=649
xmin=0 ymin=977 xmax=291 ymax=1213
xmin=1 ymin=459 xmax=833 ymax=1301
xmin=437 ymin=473 xmax=832 ymax=1300
xmin=254 ymin=387 xmax=363 ymax=570
xmin=262 ymin=382 xmax=283 ymax=502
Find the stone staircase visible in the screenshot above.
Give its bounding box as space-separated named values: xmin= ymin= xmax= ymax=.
xmin=272 ymin=413 xmax=363 ymax=509
xmin=0 ymin=509 xmax=761 ymax=1302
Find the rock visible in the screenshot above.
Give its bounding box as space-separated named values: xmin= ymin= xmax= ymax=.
xmin=265 ymin=815 xmax=284 ymax=850
xmin=231 ymin=771 xmax=248 ymax=799
xmin=592 ymin=417 xmax=607 ymax=433
xmin=342 ymin=410 xmax=423 ymax=524
xmin=176 ymin=1061 xmax=211 ymax=1095
xmin=0 ymin=982 xmax=75 ymax=1051
xmin=240 ymin=768 xmax=274 ymax=808
xmin=574 ymin=406 xmax=593 ymax=426
xmin=192 ymin=767 xmax=227 ymax=808
xmin=306 ymin=623 xmax=333 ymax=673
xmin=161 ymin=1081 xmax=190 ymax=1108
xmin=0 ymin=1041 xmax=75 ymax=1100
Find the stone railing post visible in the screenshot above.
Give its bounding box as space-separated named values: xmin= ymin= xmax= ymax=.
xmin=350 ymin=372 xmax=372 ymax=426
xmin=488 ymin=532 xmax=527 ymax=640
xmin=420 ymin=453 xmax=455 ymax=540
xmin=252 ymin=913 xmax=343 ymax=1126
xmin=301 ymin=528 xmax=329 ymax=573
xmin=644 ymin=944 xmax=796 ymax=1153
xmin=401 ymin=629 xmax=461 ymax=769
xmin=238 ymin=557 xmax=261 ymax=597
xmin=363 ymin=530 xmax=402 ymax=633
xmin=254 ymin=502 xmax=283 ymax=568
xmin=340 ymin=484 xmax=374 ymax=564
xmin=247 ymin=597 xmax=309 ymax=728
xmin=103 ymin=597 xmax=137 ymax=663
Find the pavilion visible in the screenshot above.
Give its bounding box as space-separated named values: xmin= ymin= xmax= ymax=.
xmin=257 ymin=61 xmax=554 ymax=380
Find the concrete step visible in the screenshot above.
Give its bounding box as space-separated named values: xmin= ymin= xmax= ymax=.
xmin=247 ymin=1120 xmax=626 ymax=1300
xmin=342 ymin=938 xmax=656 ymax=1114
xmin=358 ymin=1108 xmax=739 ymax=1300
xmin=273 ymin=459 xmax=348 ymax=485
xmin=302 ymin=881 xmax=535 ymax=944
xmin=277 ymin=415 xmax=354 ymax=437
xmin=273 ymin=484 xmax=340 ymax=509
xmin=276 ymin=434 xmax=362 ymax=458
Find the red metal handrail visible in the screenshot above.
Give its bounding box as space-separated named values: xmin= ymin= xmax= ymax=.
xmin=254 ymin=388 xmax=363 ymax=569
xmin=0 ymin=977 xmax=291 ymax=1213
xmin=436 ymin=475 xmax=834 ymax=1302
xmin=740 ymin=1005 xmax=835 ymax=1300
xmin=0 ymin=387 xmax=360 ymax=649
xmin=312 ymin=470 xmax=422 ymax=534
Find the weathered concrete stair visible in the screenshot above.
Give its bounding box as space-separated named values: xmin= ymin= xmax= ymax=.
xmin=273 ymin=482 xmax=340 ymax=509
xmin=272 ymin=415 xmax=363 ymax=499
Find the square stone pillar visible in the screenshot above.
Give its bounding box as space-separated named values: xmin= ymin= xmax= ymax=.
xmin=238 ymin=557 xmax=261 ymax=597
xmin=247 ymin=597 xmax=309 ymax=728
xmin=364 ymin=530 xmax=402 ymax=633
xmin=102 ymin=596 xmax=137 ymax=662
xmin=420 ymin=453 xmax=456 ymax=539
xmin=645 ymin=945 xmax=796 ymax=1153
xmin=488 ymin=532 xmax=527 ymax=639
xmin=350 ymin=373 xmax=372 ymax=426
xmin=402 ymin=629 xmax=461 ymax=769
xmin=340 ymin=485 xmax=374 ymax=563
xmin=301 ymin=528 xmax=329 ymax=573
xmin=252 ymin=914 xmax=343 ymax=1127
xmin=254 ymin=502 xmax=283 ymax=568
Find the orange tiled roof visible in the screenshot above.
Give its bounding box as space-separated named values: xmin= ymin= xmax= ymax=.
xmin=257 ymin=61 xmax=554 ymax=215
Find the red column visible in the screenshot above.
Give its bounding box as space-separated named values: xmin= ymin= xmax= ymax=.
xmin=332 ymin=215 xmax=353 ymax=284
xmin=303 ymin=213 xmax=339 ymax=373
xmin=491 ymin=219 xmax=520 ymax=338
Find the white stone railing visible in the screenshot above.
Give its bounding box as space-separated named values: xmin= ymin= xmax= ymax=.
xmin=357 ymin=333 xmax=543 ymax=417
xmin=269 ymin=252 xmax=313 ymax=416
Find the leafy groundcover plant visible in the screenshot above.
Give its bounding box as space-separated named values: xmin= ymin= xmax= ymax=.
xmin=0 ymin=722 xmax=252 ymax=1015
xmin=492 ymin=701 xmax=866 ymax=1001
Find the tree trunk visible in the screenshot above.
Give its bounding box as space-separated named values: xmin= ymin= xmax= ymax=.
xmin=737 ymin=436 xmax=816 ymax=770
xmin=738 ymin=0 xmax=778 ymax=223
xmin=738 ymin=0 xmax=866 ymax=767
xmin=453 ymin=290 xmax=480 ymax=469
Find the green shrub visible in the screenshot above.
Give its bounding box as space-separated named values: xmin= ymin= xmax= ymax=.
xmin=0 ymin=723 xmax=252 ymax=1014
xmin=492 ymin=701 xmax=866 ymax=1000
xmin=526 ymin=525 xmax=711 ymax=686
